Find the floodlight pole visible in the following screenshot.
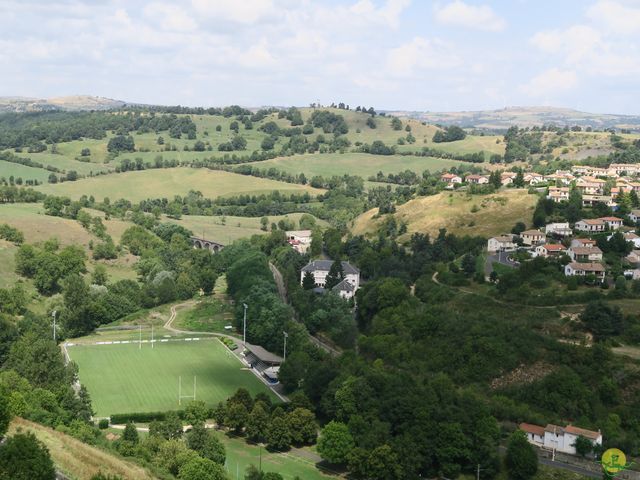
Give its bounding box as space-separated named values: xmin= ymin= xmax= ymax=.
xmin=283 ymin=331 xmax=288 ymax=361
xmin=52 ymin=310 xmax=57 ymax=342
xmin=179 ymin=376 xmax=182 ymax=405
xmin=194 ymin=376 xmax=197 ymax=401
xmin=242 ymin=303 xmax=248 ymax=346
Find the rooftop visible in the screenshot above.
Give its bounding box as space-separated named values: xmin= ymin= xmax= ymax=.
xmin=301 ymin=260 xmax=360 ymax=275
xmin=578 ymin=219 xmax=605 ymax=225
xmin=568 ymin=262 xmax=605 ymax=272
xmin=522 ymin=230 xmax=545 ymax=236
xmin=520 ymin=423 xmax=545 ymax=437
xmin=564 ymin=425 xmax=601 ymax=440
xmin=244 ymin=343 xmax=284 ymax=364
xmin=570 ymin=246 xmax=602 ymax=255
xmin=544 ymin=244 xmax=566 ymax=251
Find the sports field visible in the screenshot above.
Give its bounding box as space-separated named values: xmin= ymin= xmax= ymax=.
xmin=67 ymin=338 xmax=278 ymax=416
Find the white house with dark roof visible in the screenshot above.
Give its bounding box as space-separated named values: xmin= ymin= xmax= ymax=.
xmin=545 ymin=222 xmax=572 ymax=237
xmin=630 ymin=210 xmax=640 ymax=223
xmin=301 ymin=260 xmax=360 ymax=297
xmin=568 ymin=246 xmax=603 ymax=262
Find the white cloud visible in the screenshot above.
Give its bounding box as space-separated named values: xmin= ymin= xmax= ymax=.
xmin=434 ymin=1 xmax=506 ymax=32
xmin=191 ymin=0 xmax=274 ymax=24
xmin=144 ymin=3 xmax=197 ymax=32
xmin=586 ymin=0 xmax=640 ymax=34
xmin=350 ymin=0 xmax=411 ymax=28
xmin=520 ymin=68 xmax=577 ymax=97
xmin=387 ymin=37 xmax=459 ymax=76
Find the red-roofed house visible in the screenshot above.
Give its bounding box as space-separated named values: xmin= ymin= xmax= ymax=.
xmin=535 ymin=244 xmax=567 ymax=258
xmin=441 ymin=173 xmax=462 ymax=184
xmin=520 ymin=423 xmax=545 ymax=446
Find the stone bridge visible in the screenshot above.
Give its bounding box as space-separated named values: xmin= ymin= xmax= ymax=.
xmin=190 ymin=236 xmax=225 ymax=253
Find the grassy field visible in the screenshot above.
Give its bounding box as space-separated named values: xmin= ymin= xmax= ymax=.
xmin=0 ymin=202 xmax=130 ymax=246
xmin=68 ymin=338 xmax=277 ymax=416
xmin=13 ymin=151 xmax=113 ymax=175
xmin=351 ymin=188 xmax=538 ymax=240
xmin=0 ymin=159 xmax=53 ymax=182
xmin=242 ymin=152 xmax=465 ymax=179
xmin=35 ymin=168 xmax=324 ymax=202
xmin=215 ymin=431 xmax=335 ymax=480
xmin=8 ymin=418 xmax=157 ymax=480
xmin=173 ymin=297 xmax=235 ymax=335
xmin=166 ymin=212 xmax=327 ymax=245
xmin=0 ymin=240 xmax=21 ymax=289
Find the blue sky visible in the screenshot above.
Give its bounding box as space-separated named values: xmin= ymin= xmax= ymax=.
xmin=1 ymin=0 xmax=639 ymax=113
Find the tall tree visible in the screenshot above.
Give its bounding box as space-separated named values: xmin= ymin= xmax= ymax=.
xmin=0 ymin=432 xmax=56 ymax=480
xmin=317 ymin=421 xmax=354 ymax=464
xmin=324 ymin=261 xmax=344 ymax=290
xmin=505 ymin=430 xmax=538 ymax=480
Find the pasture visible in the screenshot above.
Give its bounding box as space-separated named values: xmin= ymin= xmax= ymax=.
xmin=243 ymin=152 xmax=465 ymax=179
xmin=35 ymin=167 xmax=324 ymax=202
xmin=352 ymin=188 xmax=538 ymax=239
xmin=166 ymin=212 xmax=327 ymax=244
xmin=0 ymin=159 xmax=53 ymax=183
xmin=14 ymin=151 xmax=113 ymax=175
xmin=67 ymin=337 xmax=278 ymax=416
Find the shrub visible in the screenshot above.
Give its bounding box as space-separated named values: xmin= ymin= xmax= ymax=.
xmin=98 ymin=418 xmax=109 ymax=429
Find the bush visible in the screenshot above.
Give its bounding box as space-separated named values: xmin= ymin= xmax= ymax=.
xmin=219 ymin=337 xmax=238 ymax=350
xmin=110 ymin=411 xmax=176 ymax=424
xmin=98 ymin=418 xmax=109 ymax=429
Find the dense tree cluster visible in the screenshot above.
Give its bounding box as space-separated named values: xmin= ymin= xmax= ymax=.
xmin=432 ymin=125 xmax=467 ymax=143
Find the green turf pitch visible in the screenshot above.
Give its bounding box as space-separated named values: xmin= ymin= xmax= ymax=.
xmin=67 ymin=339 xmax=278 ymax=416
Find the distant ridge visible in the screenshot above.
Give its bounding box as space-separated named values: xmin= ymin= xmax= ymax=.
xmin=386 ymin=106 xmax=640 ymax=131
xmin=0 ymin=95 xmax=126 ymax=113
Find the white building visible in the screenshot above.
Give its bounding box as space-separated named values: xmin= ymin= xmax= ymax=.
xmin=568 ymin=246 xmax=603 ymax=262
xmin=285 ymin=230 xmax=312 ymax=254
xmin=575 ymin=219 xmax=606 ymax=233
xmin=521 ymin=230 xmax=546 ymax=246
xmin=545 ymin=222 xmax=572 ymax=237
xmin=487 ymin=235 xmax=517 ymax=253
xmin=630 ymin=210 xmax=640 ymax=223
xmin=535 ymin=244 xmax=567 ymax=258
xmin=300 ymin=260 xmax=360 ymax=299
xmin=465 ymin=174 xmax=489 ymax=185
xmin=441 ymin=173 xmax=463 ymax=184
xmin=565 ymin=262 xmax=606 ymax=281
xmin=520 ymin=423 xmax=603 ymax=456
xmin=600 ymin=216 xmax=624 ymax=230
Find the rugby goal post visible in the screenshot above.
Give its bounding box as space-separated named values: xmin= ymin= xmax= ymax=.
xmin=178 ymin=375 xmax=197 ymax=406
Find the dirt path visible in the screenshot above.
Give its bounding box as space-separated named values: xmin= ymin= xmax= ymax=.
xmin=268 ymin=262 xmax=341 ymax=357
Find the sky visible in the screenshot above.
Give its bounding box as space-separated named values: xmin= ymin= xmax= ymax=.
xmin=1 ymin=0 xmax=639 ymax=113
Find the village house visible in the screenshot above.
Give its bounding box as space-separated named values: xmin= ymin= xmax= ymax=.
xmin=581 ymin=195 xmax=618 ymax=210
xmin=465 ymin=174 xmax=489 ymax=185
xmin=285 ymin=230 xmax=312 ymax=254
xmin=300 ymin=260 xmax=360 ymax=299
xmin=547 ymin=187 xmax=570 ymax=203
xmin=625 ymin=269 xmax=640 ymax=280
xmin=535 ymin=244 xmax=567 ymax=258
xmin=520 ymin=423 xmax=603 ymax=456
xmin=501 ymin=172 xmax=517 ymax=185
xmin=568 ymin=246 xmax=603 ymax=262
xmin=600 ymin=216 xmax=624 ymax=230
xmin=524 ymin=173 xmax=545 ymax=185
xmin=571 ymin=238 xmax=597 ymax=249
xmin=441 ymin=173 xmax=462 ymax=184
xmin=574 ymin=219 xmax=606 ymax=233
xmin=520 ymin=229 xmax=546 ymax=246
xmin=626 ymin=250 xmax=640 ymax=265
xmin=609 ymin=163 xmax=640 ymax=176
xmin=623 ymin=232 xmax=640 ymax=248
xmin=630 ymin=210 xmax=640 ymax=223
xmin=545 ymin=222 xmax=572 ymax=237
xmin=487 ymin=235 xmax=517 ymax=253
xmin=564 ymin=262 xmax=606 ymax=281
xmin=575 ymin=178 xmax=604 ymax=195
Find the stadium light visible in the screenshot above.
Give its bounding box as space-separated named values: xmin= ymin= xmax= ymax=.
xmin=283 ymin=331 xmax=288 ymax=361
xmin=51 ymin=310 xmax=57 ymax=342
xmin=242 ymin=303 xmax=248 ymax=346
